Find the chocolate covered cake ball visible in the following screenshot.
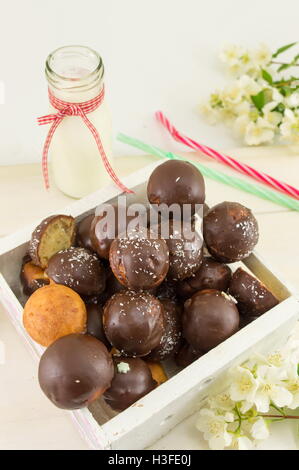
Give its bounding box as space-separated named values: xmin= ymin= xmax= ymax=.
xmin=156 ymin=280 xmax=178 ymax=301
xmin=147 ymin=298 xmax=182 ymax=362
xmin=90 ymin=204 xmax=148 ymax=259
xmin=46 ymin=247 xmax=106 ymax=296
xmin=177 ymin=257 xmax=232 ymax=299
xmin=203 ymin=202 xmax=259 ymax=263
xmin=156 ymin=219 xmax=203 ymax=281
xmin=109 ymin=229 xmax=169 ymax=290
xmin=86 ymin=301 xmax=110 ymax=348
xmin=183 ymin=289 xmax=239 ymax=352
xmin=76 ymin=214 xmax=94 ymax=252
xmin=103 ymin=357 xmax=157 ymax=411
xmin=38 ymin=334 xmax=114 ymax=409
xmin=229 ymin=268 xmax=279 ymax=317
xmin=175 ymin=341 xmax=204 ymax=368
xmin=147 ymin=160 xmax=205 ymax=216
xmin=103 ymin=290 xmax=164 ymax=357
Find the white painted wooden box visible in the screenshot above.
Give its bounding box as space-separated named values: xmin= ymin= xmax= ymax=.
xmin=0 ymin=161 xmax=298 ymax=450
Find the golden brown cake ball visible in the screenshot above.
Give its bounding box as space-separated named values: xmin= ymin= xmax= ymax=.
xmin=38 ymin=334 xmax=114 ymax=410
xmin=229 ymin=268 xmax=279 ymax=317
xmin=103 ymin=357 xmax=157 ymax=411
xmin=23 ymin=284 xmax=87 ymax=347
xmin=46 ymin=247 xmax=106 ymax=296
xmin=147 ymin=160 xmax=205 ymax=216
xmin=109 ymin=229 xmax=169 ymax=290
xmin=103 ymin=290 xmax=164 ymax=357
xmin=203 ymin=202 xmax=259 ymax=263
xmin=183 ymin=289 xmax=239 ymax=352
xmin=29 ymin=215 xmax=76 ymax=268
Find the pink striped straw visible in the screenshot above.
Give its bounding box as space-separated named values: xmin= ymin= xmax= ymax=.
xmin=155 ymin=111 xmax=299 ymax=201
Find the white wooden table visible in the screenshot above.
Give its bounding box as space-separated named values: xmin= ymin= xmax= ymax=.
xmin=0 ymin=147 xmax=298 ymax=450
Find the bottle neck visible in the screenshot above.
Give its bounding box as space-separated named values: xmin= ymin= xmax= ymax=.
xmin=45 ymin=45 xmax=104 ymax=103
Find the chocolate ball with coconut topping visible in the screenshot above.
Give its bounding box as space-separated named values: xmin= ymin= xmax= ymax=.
xmin=46 ymin=247 xmax=106 ymax=296
xmin=203 ymin=202 xmax=259 ymax=263
xmin=147 ymin=298 xmax=182 ymax=362
xmin=229 ymin=267 xmax=279 ymax=317
xmin=147 ymin=160 xmax=205 ymax=217
xmin=103 ymin=290 xmax=164 ymax=357
xmin=109 ymin=229 xmax=169 ymax=290
xmin=183 ymin=289 xmax=239 ymax=352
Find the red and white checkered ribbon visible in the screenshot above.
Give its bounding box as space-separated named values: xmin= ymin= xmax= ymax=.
xmin=156 ymin=111 xmax=299 ymax=201
xmin=37 ymin=86 xmax=133 ymax=193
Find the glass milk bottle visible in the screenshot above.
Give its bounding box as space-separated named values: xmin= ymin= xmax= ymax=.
xmin=45 ymin=45 xmax=113 ymax=198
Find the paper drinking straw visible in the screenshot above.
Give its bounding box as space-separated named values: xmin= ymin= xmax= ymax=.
xmin=117 ymin=133 xmax=299 ymax=212
xmin=155 ymin=111 xmax=299 ymax=201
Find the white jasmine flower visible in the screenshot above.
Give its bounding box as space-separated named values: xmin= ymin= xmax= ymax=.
xmin=250 ymin=417 xmax=270 ymax=440
xmin=199 ymin=102 xmax=220 ymax=124
xmin=238 ymin=75 xmax=261 ymax=96
xmin=280 ymin=109 xmax=299 ymax=143
xmin=220 ymin=44 xmax=244 ymax=66
xmin=222 ymin=82 xmax=243 ymax=105
xmin=253 ymin=365 xmax=293 ymax=412
xmin=245 ymin=117 xmax=275 ymax=145
xmin=262 ymin=102 xmax=282 ymax=127
xmin=284 ymin=92 xmax=299 ymax=108
xmin=233 ymin=114 xmax=251 ymax=137
xmin=284 ymin=368 xmax=299 ymax=410
xmin=196 ymin=409 xmax=233 ymax=450
xmin=252 ymin=43 xmax=272 ymax=67
xmin=208 ymin=393 xmax=235 ymax=412
xmin=230 ymin=435 xmax=254 ymax=450
xmin=270 ymin=87 xmax=284 ymax=103
xmin=229 ymin=366 xmax=259 ymax=403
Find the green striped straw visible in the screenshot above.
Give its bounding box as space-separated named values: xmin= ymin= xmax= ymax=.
xmin=117 ymin=133 xmax=299 ymax=212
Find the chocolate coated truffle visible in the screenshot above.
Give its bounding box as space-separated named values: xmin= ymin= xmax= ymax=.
xmin=203 ymin=202 xmax=259 ymax=263
xmin=147 ymin=298 xmax=182 ymax=362
xmin=177 ymin=257 xmax=232 ymax=299
xmin=156 ymin=280 xmax=178 ymax=301
xmin=90 ymin=204 xmax=148 ymax=259
xmin=156 ymin=219 xmax=203 ymax=281
xmin=76 ymin=214 xmax=94 ymax=252
xmin=229 ymin=268 xmax=279 ymax=317
xmin=183 ymin=289 xmax=239 ymax=352
xmin=46 ymin=247 xmax=106 ymax=296
xmin=147 ymin=160 xmax=205 ymax=216
xmin=109 ymin=229 xmax=169 ymax=290
xmin=38 ymin=334 xmax=114 ymax=409
xmin=103 ymin=290 xmax=164 ymax=357
xmin=175 ymin=341 xmax=204 ymax=368
xmin=86 ymin=301 xmax=110 ymax=347
xmin=103 ymin=357 xmax=156 ymax=411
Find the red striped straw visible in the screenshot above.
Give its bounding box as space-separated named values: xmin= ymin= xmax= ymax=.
xmin=155 ymin=111 xmax=299 ymax=201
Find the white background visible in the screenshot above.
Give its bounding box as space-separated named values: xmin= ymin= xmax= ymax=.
xmin=1 ymin=0 xmax=299 ymax=165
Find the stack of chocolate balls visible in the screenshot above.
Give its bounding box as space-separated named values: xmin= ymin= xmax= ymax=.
xmin=21 ymin=159 xmax=278 ymax=413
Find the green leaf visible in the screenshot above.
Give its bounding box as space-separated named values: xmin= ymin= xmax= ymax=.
xmin=274 ymin=102 xmax=285 ymax=113
xmin=262 ymin=69 xmax=273 ymax=84
xmin=278 ymin=63 xmax=292 ymax=72
xmin=272 ymin=42 xmax=297 ymax=58
xmin=251 ymin=90 xmax=266 ymax=111
xmin=297 ymin=363 xmax=299 ymax=376
xmin=280 ymin=86 xmax=293 ymax=97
